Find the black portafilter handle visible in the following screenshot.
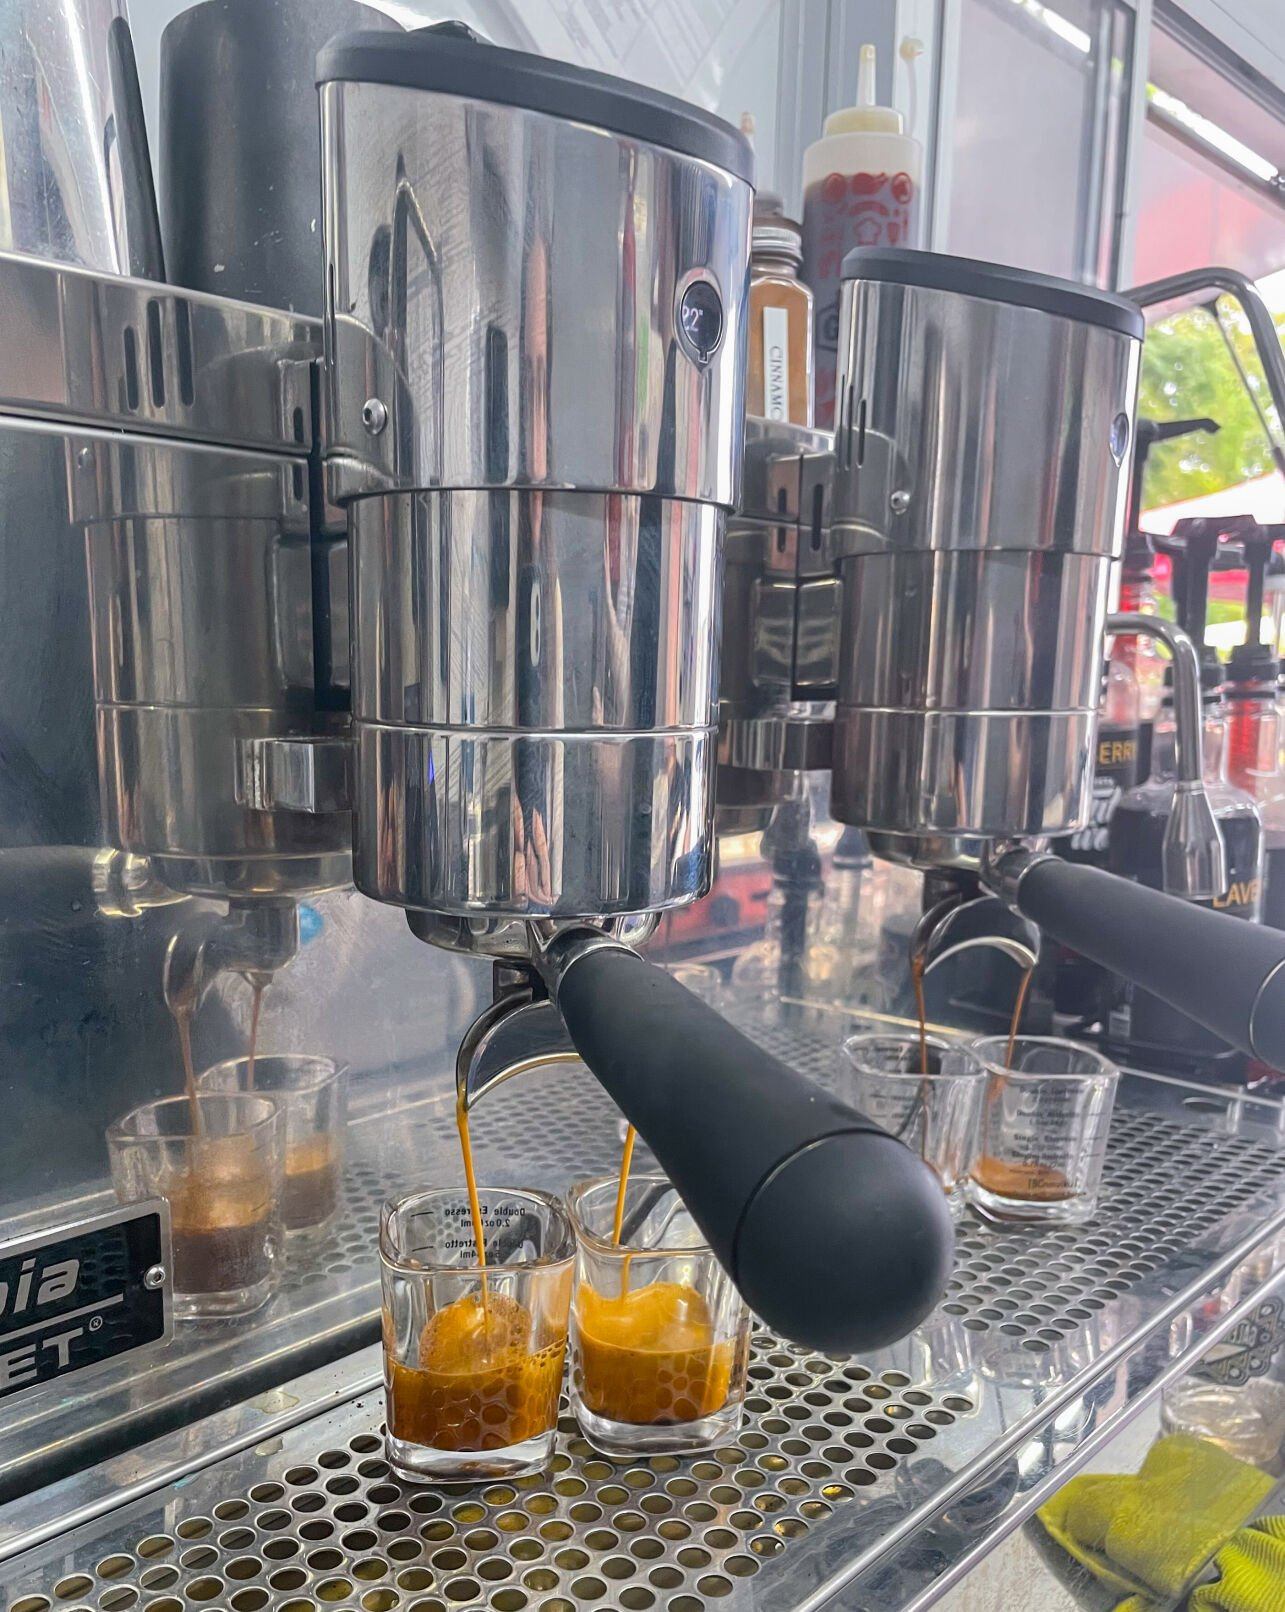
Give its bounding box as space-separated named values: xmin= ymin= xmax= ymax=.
xmin=540 ymin=934 xmax=955 ymax=1355
xmin=999 ymin=854 xmax=1285 ymax=1067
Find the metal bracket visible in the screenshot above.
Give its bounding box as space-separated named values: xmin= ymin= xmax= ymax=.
xmin=912 ymin=888 xmax=1041 ymax=978
xmin=235 ymin=735 xmax=353 ymax=814
xmin=451 ymin=916 xmax=661 ymax=1112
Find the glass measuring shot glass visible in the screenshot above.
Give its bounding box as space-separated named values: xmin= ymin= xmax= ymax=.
xmin=567 ymin=1175 xmax=751 ymax=1457
xmin=968 ymin=1037 xmax=1120 ymax=1225
xmin=201 ymin=1055 xmax=345 ymax=1238
xmin=841 ymin=1032 xmax=984 ymax=1220
xmin=107 ymin=1094 xmax=284 ymax=1319
xmin=380 ymin=1188 xmax=574 ymax=1483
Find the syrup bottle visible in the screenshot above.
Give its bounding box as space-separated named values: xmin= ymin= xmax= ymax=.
xmin=748 ymin=197 xmax=814 ymax=426
xmin=801 ymin=43 xmax=922 ymax=426
xmin=1223 ymin=525 xmax=1285 ymax=930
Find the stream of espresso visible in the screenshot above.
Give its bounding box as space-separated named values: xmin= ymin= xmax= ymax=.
xmin=175 ymin=1005 xmax=203 ymax=1135
xmin=911 ymin=951 xmax=929 ymax=1075
xmin=455 ymin=1093 xmax=492 ymax=1331
xmin=1005 ymin=964 xmax=1034 ymax=1068
xmin=246 ymin=977 xmax=267 ymax=1090
xmin=612 ymin=1126 xmax=637 ymax=1245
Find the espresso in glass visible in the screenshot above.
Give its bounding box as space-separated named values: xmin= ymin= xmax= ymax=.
xmin=108 ymin=1093 xmax=285 ymax=1318
xmin=567 ymin=1174 xmax=750 ymax=1455
xmin=200 ymin=1054 xmax=344 ymax=1236
xmin=380 ymin=1187 xmax=574 ymax=1481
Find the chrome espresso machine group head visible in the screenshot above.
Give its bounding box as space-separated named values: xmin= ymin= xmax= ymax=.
xmin=827 ymin=250 xmax=1143 ymax=862
xmin=317 ymin=27 xmax=748 ymax=926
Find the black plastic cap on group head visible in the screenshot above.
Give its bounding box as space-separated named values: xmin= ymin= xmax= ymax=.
xmin=841 ymin=246 xmax=1145 ymax=341
xmin=317 ymin=27 xmax=755 ymax=188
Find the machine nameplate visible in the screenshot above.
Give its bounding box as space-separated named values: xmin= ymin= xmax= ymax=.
xmin=0 ymin=1201 xmax=170 ymax=1400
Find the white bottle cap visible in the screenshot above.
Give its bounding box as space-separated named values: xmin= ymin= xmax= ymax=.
xmin=823 ymin=43 xmax=903 ymax=136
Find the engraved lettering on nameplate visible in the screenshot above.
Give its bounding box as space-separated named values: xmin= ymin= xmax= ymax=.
xmin=0 ymin=1201 xmax=171 ymax=1400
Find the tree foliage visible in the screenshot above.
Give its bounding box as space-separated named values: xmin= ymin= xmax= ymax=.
xmin=1137 ymin=302 xmax=1285 ymax=510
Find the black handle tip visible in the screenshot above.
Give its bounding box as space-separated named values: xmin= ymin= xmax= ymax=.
xmin=735 ymin=1130 xmax=956 ymax=1354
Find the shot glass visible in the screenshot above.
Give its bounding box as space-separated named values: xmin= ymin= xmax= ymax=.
xmin=201 ymin=1055 xmax=345 ymax=1238
xmin=107 ymin=1094 xmax=284 ymax=1319
xmin=968 ymin=1036 xmax=1120 ymax=1225
xmin=380 ymin=1187 xmax=574 ymax=1483
xmin=567 ymin=1174 xmax=751 ymax=1457
xmin=841 ymin=1032 xmax=984 ymax=1220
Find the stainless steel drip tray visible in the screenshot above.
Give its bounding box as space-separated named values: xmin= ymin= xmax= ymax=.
xmin=4 ymin=1023 xmax=1285 ymax=1612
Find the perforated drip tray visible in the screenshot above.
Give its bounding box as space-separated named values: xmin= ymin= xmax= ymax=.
xmin=7 ymin=1022 xmax=1285 ymax=1611
xmin=3 ymin=1336 xmax=977 ymax=1612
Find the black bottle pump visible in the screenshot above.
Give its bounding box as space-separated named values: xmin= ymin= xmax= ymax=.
xmin=1124 ymin=416 xmax=1220 ymax=548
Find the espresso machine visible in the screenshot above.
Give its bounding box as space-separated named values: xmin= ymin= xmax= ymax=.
xmin=11 ymin=16 xmax=1285 ymax=1610
xmin=80 ymin=29 xmax=1285 ymax=1358
xmin=10 ymin=3 xmax=1285 ymax=1374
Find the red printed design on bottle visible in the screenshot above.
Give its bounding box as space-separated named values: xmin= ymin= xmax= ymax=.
xmin=802 ymin=171 xmax=917 ymax=427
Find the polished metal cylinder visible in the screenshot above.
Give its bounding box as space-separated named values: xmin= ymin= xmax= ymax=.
xmin=350 ymin=489 xmax=721 ymax=914
xmin=319 ymin=69 xmax=750 ymax=504
xmin=319 ymin=29 xmax=752 ymax=920
xmin=828 ymin=250 xmax=1142 ymax=841
xmin=717 ymin=418 xmax=836 ymax=825
xmin=0 ymin=0 xmax=161 ymax=276
xmin=74 ymin=427 xmax=351 ymax=898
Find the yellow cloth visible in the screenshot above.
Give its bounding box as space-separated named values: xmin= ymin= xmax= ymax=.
xmin=1190 ymin=1515 xmax=1285 ymax=1612
xmin=1037 ymin=1435 xmax=1275 ymax=1608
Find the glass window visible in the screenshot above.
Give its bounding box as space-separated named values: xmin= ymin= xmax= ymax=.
xmin=1135 ymin=113 xmax=1285 ymax=287
xmin=1132 ymin=14 xmax=1285 ymax=651
xmin=1134 ymin=8 xmax=1285 ymax=285
xmin=1139 ymin=291 xmax=1284 ymax=530
xmin=945 ymin=0 xmax=1134 ymax=282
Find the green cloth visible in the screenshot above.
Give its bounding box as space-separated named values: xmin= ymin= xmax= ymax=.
xmin=1190 ymin=1515 xmax=1285 ymax=1612
xmin=1037 ymin=1434 xmax=1275 ymax=1609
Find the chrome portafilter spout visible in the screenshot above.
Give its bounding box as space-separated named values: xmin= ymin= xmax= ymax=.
xmin=451 ymin=921 xmax=659 ymax=1119
xmin=163 ymin=897 xmax=300 ymax=1020
xmin=911 ymin=888 xmax=1041 ymax=985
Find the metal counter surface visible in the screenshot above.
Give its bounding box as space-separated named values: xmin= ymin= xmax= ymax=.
xmin=3 ymin=1012 xmax=1285 ymax=1612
